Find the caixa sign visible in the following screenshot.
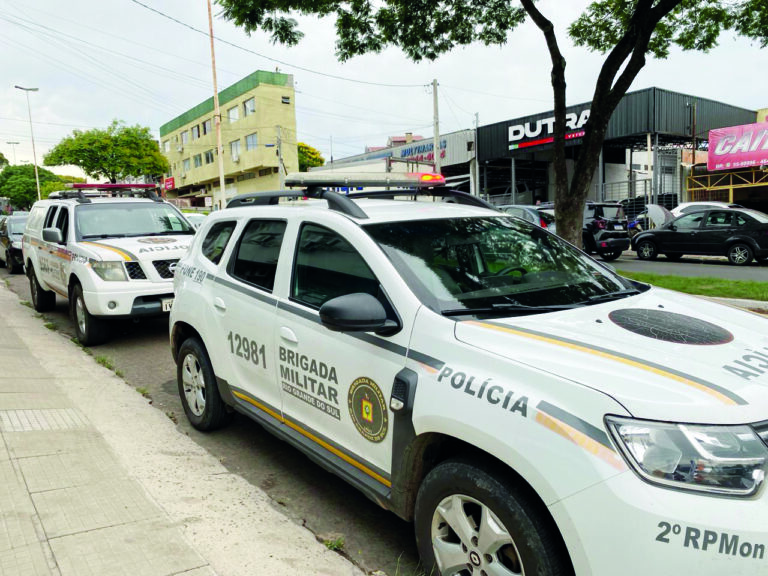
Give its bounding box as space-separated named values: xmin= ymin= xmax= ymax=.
xmin=508 ymin=109 xmax=590 ymax=150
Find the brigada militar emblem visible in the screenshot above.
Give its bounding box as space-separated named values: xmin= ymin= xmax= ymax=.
xmin=348 ymin=377 xmax=388 ymax=443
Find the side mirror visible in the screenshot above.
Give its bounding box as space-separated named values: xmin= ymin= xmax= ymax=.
xmin=319 ymin=293 xmax=399 ymax=334
xmin=42 ymin=227 xmax=63 ymax=244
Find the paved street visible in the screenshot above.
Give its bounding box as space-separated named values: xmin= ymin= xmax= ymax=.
xmin=608 ymin=251 xmax=768 ymax=281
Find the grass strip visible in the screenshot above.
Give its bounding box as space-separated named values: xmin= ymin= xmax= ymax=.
xmin=616 ymin=270 xmax=768 ymax=301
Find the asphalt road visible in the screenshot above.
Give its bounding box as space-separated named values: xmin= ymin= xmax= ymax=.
xmin=2 ymin=252 xmax=766 ymax=575
xmin=0 ymin=267 xmax=420 ymax=576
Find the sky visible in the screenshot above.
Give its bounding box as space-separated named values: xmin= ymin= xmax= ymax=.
xmin=1 ymin=0 xmax=766 ymax=175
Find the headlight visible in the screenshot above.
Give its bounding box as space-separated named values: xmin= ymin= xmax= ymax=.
xmin=91 ymin=261 xmax=127 ymax=282
xmin=606 ymin=416 xmax=768 ymax=497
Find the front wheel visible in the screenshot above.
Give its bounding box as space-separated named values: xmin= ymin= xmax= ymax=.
xmin=28 ymin=265 xmax=56 ymax=312
xmin=415 ymin=460 xmax=572 ymax=576
xmin=636 ymin=240 xmax=658 ymax=260
xmin=727 ymin=243 xmax=753 ymax=266
xmin=177 ymin=337 xmax=232 ymax=431
xmin=71 ymin=283 xmax=109 ymax=346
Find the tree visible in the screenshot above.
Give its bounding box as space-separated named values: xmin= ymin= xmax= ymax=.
xmin=0 ymin=165 xmax=61 ymax=209
xmin=298 ymin=142 xmax=325 ymax=172
xmin=0 ymin=152 xmax=8 ymax=169
xmin=216 ymin=0 xmax=766 ymax=247
xmin=44 ymin=120 xmax=169 ymax=184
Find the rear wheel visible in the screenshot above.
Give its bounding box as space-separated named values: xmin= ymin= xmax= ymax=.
xmin=177 ymin=337 xmax=232 ymax=431
xmin=415 ymin=460 xmax=572 ymax=576
xmin=28 ymin=265 xmax=56 ymax=312
xmin=71 ymin=283 xmax=109 ymax=346
xmin=7 ymin=250 xmax=21 ymax=274
xmin=636 ymin=240 xmax=657 ymax=261
xmin=727 ymin=243 xmax=753 ymax=266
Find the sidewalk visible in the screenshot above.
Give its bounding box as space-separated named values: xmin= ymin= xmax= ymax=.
xmin=0 ymin=282 xmax=363 ymax=576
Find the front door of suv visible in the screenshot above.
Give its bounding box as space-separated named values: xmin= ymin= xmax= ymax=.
xmin=276 ymin=221 xmax=410 ymax=490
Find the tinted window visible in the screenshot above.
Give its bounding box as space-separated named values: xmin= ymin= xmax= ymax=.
xmin=43 ymin=206 xmax=59 ymax=229
xmin=201 ymin=221 xmax=236 ymax=265
xmin=54 ymin=209 xmax=69 ymax=241
xmin=673 ymin=213 xmax=704 ymax=230
xmin=292 ymin=224 xmax=378 ymax=309
xmin=704 ymin=211 xmax=732 ymax=227
xmin=231 ymin=220 xmax=286 ymax=292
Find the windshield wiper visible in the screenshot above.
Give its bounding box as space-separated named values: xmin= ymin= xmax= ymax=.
xmin=81 ymin=233 xmax=128 ymax=239
xmin=134 ymin=230 xmax=194 ymax=236
xmin=442 ymin=302 xmax=577 ymax=317
xmin=585 ymin=288 xmax=640 ymax=305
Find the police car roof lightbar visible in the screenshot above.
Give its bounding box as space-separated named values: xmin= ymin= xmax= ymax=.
xmin=53 ymin=183 xmax=162 ymax=202
xmin=284 ymin=172 xmax=446 ymax=189
xmin=65 ymin=183 xmax=157 ymax=189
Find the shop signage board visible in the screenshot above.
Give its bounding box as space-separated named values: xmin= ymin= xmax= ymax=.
xmin=708 ymin=121 xmax=768 ymax=171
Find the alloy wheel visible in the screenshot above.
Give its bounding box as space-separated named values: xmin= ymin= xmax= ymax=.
xmin=181 ymin=353 xmax=206 ymax=417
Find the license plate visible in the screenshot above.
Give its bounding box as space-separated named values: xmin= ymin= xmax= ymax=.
xmin=162 ymin=298 xmax=174 ymax=312
xmin=614 ymin=225 xmax=624 ymax=230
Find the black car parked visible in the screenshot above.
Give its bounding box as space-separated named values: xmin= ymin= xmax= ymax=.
xmin=631 ymin=208 xmax=768 ymax=266
xmin=539 ymin=201 xmax=630 ymax=261
xmin=0 ymin=213 xmax=28 ymax=273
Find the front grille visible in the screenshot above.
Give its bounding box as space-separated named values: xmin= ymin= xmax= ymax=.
xmin=125 ymin=261 xmax=147 ymax=280
xmin=153 ymin=259 xmax=179 ymax=279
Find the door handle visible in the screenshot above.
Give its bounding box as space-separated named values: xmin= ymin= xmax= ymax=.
xmin=213 ymin=297 xmax=226 ymax=311
xmin=280 ymin=326 xmax=298 ymax=344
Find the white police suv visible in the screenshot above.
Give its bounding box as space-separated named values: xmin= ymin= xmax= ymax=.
xmin=170 ymin=172 xmax=768 ymax=576
xmin=23 ymin=184 xmax=195 ymax=346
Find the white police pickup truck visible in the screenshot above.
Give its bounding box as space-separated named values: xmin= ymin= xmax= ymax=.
xmin=23 ymin=184 xmax=195 ymax=345
xmin=169 ymin=172 xmax=768 ymax=576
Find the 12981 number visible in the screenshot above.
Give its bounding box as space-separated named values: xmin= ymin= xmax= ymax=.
xmin=227 ymin=332 xmax=267 ymax=368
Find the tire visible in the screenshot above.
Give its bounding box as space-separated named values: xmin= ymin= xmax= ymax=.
xmin=727 ymin=243 xmax=753 ymax=266
xmin=665 ymin=253 xmax=683 ymax=261
xmin=415 ymin=460 xmax=572 ymax=576
xmin=636 ymin=240 xmax=657 ymax=261
xmin=599 ymin=251 xmax=621 ymax=262
xmin=177 ymin=337 xmax=232 ymax=431
xmin=71 ymin=283 xmax=109 ymax=346
xmin=28 ymin=265 xmax=56 ymax=312
xmin=7 ymin=250 xmax=21 ymax=274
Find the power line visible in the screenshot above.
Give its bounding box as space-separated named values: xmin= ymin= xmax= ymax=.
xmin=127 ymin=0 xmax=427 ymax=89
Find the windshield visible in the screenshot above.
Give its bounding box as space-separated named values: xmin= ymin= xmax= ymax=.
xmin=75 ymin=202 xmax=194 ymax=239
xmin=599 ymin=205 xmax=624 ymax=219
xmin=8 ymin=217 xmax=27 ymax=235
xmin=365 ymin=216 xmax=641 ymax=315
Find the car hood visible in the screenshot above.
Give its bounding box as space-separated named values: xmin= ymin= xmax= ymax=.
xmin=454 ymin=287 xmax=768 ymax=424
xmin=78 ymin=235 xmax=193 ymax=262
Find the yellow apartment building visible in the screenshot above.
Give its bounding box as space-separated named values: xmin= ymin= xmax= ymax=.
xmin=159 ymin=70 xmax=298 ymax=207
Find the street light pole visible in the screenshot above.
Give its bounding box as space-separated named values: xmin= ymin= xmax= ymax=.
xmin=206 ymin=0 xmax=226 ymax=211
xmin=5 ymin=142 xmax=19 ymax=165
xmin=14 ymin=85 xmax=41 ymax=201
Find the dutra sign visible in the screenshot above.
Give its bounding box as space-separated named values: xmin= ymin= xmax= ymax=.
xmin=508 ymin=108 xmax=590 ymax=151
xmin=708 ymin=121 xmax=768 ymax=171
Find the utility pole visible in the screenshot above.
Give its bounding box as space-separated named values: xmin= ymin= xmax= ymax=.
xmin=207 ymin=0 xmax=226 ymax=211
xmin=6 ymin=142 xmax=19 ymax=165
xmin=14 ymin=86 xmax=41 ymax=201
xmin=432 ymin=79 xmax=441 ymax=174
xmin=276 ymin=125 xmax=285 ymax=190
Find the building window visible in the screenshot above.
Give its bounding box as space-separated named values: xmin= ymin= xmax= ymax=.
xmin=258 ymin=167 xmax=272 ymax=177
xmin=243 ymin=97 xmax=256 ymax=116
xmin=193 ymin=154 xmax=202 ymax=168
xmin=163 ymin=140 xmax=170 ymax=152
xmin=183 ymin=158 xmax=191 ymax=172
xmin=227 ymin=106 xmax=239 ymax=123
xmin=204 ymin=149 xmax=214 ymax=164
xmin=181 ymin=131 xmax=189 ymax=145
xmin=230 ymin=140 xmax=241 ymax=159
xmin=191 ymin=125 xmax=200 ymax=140
xmin=281 ymin=96 xmax=291 ymax=104
xmin=245 ymin=133 xmax=258 ymax=151
xmin=203 ymin=119 xmax=212 ymax=135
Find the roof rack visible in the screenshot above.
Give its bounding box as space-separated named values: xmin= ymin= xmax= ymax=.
xmin=48 ymin=183 xmax=163 ymax=203
xmin=227 ymin=189 xmax=368 ymax=218
xmin=344 ymin=188 xmax=498 ymax=211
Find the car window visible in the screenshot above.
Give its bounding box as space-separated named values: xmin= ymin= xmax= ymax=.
xmin=201 ymin=221 xmax=236 ymax=265
xmin=43 ymin=206 xmax=59 ymax=229
xmin=365 ymin=216 xmax=630 ymax=313
xmin=681 ymin=204 xmax=715 ymax=214
xmin=704 ymin=211 xmax=732 ymax=228
xmin=292 ymin=223 xmax=379 ymax=309
xmin=54 ymin=208 xmax=69 ymax=241
xmin=673 ymin=213 xmax=704 ymax=230
xmin=231 ymin=220 xmax=286 ymax=292
xmin=600 ymin=206 xmax=624 ymax=219
xmin=734 ymin=213 xmax=751 ymax=227
xmin=8 ymin=217 xmax=28 ymax=235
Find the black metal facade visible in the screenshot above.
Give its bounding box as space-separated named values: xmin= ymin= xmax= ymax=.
xmin=477 ymin=87 xmax=756 ymax=162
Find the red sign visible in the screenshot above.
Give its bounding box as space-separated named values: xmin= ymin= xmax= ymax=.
xmin=708 ymin=122 xmax=768 ymax=171
xmin=164 ymin=177 xmax=175 ymax=191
